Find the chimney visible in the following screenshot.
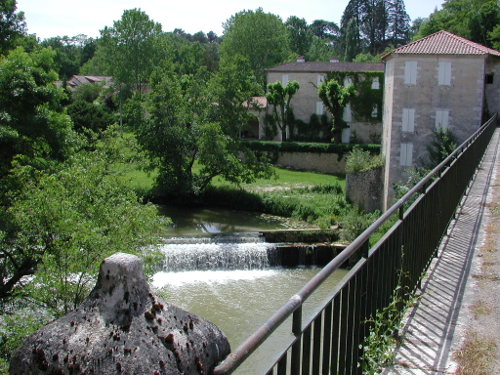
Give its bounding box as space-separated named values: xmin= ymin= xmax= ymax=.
xmin=330 ymin=56 xmax=339 ymax=63
xmin=296 ymin=56 xmax=305 ymax=63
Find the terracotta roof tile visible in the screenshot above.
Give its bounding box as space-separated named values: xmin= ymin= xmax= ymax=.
xmin=265 ymin=61 xmax=384 ymax=73
xmin=383 ymin=30 xmax=500 ymax=58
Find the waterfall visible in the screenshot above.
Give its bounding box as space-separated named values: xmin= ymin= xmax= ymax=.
xmin=158 ymin=242 xmax=277 ymax=272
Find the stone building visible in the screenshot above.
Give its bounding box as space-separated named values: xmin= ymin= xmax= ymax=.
xmin=265 ymin=57 xmax=384 ymax=143
xmin=381 ymin=30 xmax=500 ymax=209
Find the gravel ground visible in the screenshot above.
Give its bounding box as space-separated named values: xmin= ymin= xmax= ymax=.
xmin=382 ymin=128 xmax=500 ymax=375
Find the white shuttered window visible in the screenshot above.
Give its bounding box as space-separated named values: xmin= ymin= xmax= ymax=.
xmin=402 ymin=108 xmax=415 ymax=132
xmin=435 ymin=109 xmax=449 ymax=130
xmin=400 ymin=143 xmax=413 ymax=166
xmin=404 ymin=61 xmax=417 ymax=85
xmin=438 ymin=62 xmax=452 ymax=85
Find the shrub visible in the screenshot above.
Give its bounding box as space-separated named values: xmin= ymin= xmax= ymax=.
xmin=345 ymin=146 xmax=384 ymax=174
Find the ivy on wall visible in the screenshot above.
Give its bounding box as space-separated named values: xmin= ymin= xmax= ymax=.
xmin=326 ymin=71 xmax=384 ymax=124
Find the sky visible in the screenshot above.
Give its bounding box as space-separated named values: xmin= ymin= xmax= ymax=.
xmin=17 ymin=0 xmax=445 ymax=41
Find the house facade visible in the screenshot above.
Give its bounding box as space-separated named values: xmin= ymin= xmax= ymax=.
xmin=381 ymin=30 xmax=500 ymax=209
xmin=265 ymin=57 xmax=384 ymax=143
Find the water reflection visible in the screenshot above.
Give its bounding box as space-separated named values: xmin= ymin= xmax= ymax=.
xmin=158 ymin=206 xmax=312 ymax=236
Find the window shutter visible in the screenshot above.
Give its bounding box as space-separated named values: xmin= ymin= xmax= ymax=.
xmin=404 ymin=61 xmax=417 ymax=85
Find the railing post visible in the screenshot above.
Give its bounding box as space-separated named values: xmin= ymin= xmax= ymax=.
xmin=291 ymin=306 xmax=302 ymax=375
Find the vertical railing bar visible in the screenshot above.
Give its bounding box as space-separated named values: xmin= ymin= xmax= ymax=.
xmin=302 ymin=325 xmax=312 ymax=375
xmin=291 ymin=306 xmax=302 ymax=375
xmin=321 ymin=302 xmax=333 ymax=375
xmin=312 ymin=315 xmax=322 ymax=375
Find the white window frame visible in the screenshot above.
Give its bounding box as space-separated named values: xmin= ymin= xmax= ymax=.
xmin=404 ymin=61 xmax=417 ymax=85
xmin=316 ymin=101 xmax=324 ymax=115
xmin=435 ymin=109 xmax=450 ymax=130
xmin=400 ymin=142 xmax=413 ymax=167
xmin=371 ymin=76 xmax=380 ymax=89
xmin=402 ymin=108 xmax=415 ymax=132
xmin=438 ymin=61 xmax=452 ymax=86
xmin=317 ymin=74 xmax=325 ymax=86
xmin=282 ymin=74 xmax=289 ymax=86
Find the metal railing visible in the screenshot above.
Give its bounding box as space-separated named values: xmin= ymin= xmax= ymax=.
xmin=214 ymin=114 xmax=498 ymax=375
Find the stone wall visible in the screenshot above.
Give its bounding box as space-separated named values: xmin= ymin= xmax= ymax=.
xmin=346 ymin=167 xmax=384 ymax=213
xmin=272 ymin=151 xmax=347 ymax=175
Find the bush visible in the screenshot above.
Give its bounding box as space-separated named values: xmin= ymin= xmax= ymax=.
xmin=345 ymin=146 xmax=384 ymax=174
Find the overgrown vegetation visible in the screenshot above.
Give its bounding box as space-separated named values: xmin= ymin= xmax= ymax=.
xmin=345 ymin=146 xmax=384 ymax=174
xmin=358 ymin=264 xmax=416 ymax=374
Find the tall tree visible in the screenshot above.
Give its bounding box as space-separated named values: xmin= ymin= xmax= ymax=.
xmin=220 ymin=8 xmax=291 ymax=88
xmin=0 ymin=0 xmax=26 ymax=55
xmin=285 ymin=16 xmax=313 ymax=56
xmin=98 ymin=8 xmax=171 ymax=92
xmin=415 ymin=0 xmax=500 ymax=48
xmin=339 ymin=0 xmax=411 ymax=59
xmin=266 ymin=80 xmax=300 ymax=142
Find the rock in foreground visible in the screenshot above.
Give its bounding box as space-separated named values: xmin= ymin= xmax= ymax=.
xmin=10 ymin=252 xmax=230 ymax=375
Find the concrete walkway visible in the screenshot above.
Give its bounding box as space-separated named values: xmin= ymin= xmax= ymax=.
xmin=383 ymin=127 xmax=500 ymax=375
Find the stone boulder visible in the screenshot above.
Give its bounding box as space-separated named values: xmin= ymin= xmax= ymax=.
xmin=10 ymin=253 xmax=230 ymax=375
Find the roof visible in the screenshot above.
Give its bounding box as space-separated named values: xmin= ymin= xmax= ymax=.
xmin=66 ymin=75 xmax=113 ymax=89
xmin=382 ymin=30 xmax=500 ymax=59
xmin=244 ymin=96 xmax=267 ymax=109
xmin=265 ymin=61 xmax=384 ymax=73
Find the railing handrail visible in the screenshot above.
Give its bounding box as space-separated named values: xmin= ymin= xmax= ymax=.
xmin=213 ymin=114 xmax=498 ymax=374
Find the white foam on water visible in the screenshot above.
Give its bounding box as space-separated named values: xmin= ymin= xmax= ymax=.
xmin=152 ymin=269 xmax=279 ymax=288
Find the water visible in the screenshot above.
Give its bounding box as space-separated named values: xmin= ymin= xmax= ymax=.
xmin=153 ymin=266 xmax=347 ymax=374
xmin=157 ymin=206 xmax=313 ymax=236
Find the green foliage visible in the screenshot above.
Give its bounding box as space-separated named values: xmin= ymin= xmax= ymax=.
xmin=317 ymin=78 xmax=355 ymax=143
xmin=339 ymin=0 xmax=410 ymax=59
xmin=345 ymin=146 xmax=384 ymax=174
xmin=97 ymin=8 xmax=172 ymax=92
xmin=424 ymin=128 xmax=458 ymax=169
xmin=220 ymin=8 xmax=291 ymax=88
xmin=359 ymin=270 xmax=416 ymax=374
xmin=0 ymin=47 xmax=76 ymax=181
xmin=327 ymin=71 xmax=384 ymax=124
xmin=40 ymin=35 xmax=96 ymax=81
xmin=0 ymin=0 xmax=26 ymax=56
xmin=243 ymin=140 xmax=380 ymax=160
xmin=415 ymin=0 xmax=500 ymax=48
xmin=66 ymin=100 xmax=116 ymax=134
xmin=71 ymin=82 xmax=103 ymax=102
xmin=338 ymin=208 xmax=379 ymax=243
xmin=0 ymin=127 xmax=167 ymax=364
xmin=136 ymin=66 xmax=273 ymax=198
xmin=285 ymin=16 xmax=313 ymax=56
xmin=266 ymin=80 xmax=300 ymax=141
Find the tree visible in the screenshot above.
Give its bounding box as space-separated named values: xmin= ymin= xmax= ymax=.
xmin=415 ymin=0 xmax=500 ymax=48
xmin=0 ymin=0 xmax=26 ymax=55
xmin=339 ymin=0 xmax=411 ymax=59
xmin=0 ymin=47 xmax=75 ymax=182
xmin=286 ymin=16 xmax=313 ymax=56
xmin=136 ymin=67 xmax=272 ymax=198
xmin=0 ymin=127 xmax=167 ymax=369
xmin=266 ymin=80 xmax=300 ymax=142
xmin=67 ymin=100 xmax=115 ymax=134
xmin=97 ymin=8 xmax=171 ymax=92
xmin=40 ymin=35 xmax=96 ymax=81
xmin=207 ymin=55 xmax=263 ymax=139
xmin=220 ymin=8 xmax=291 ymax=88
xmin=310 ymin=19 xmax=340 ymax=41
xmin=317 ymin=79 xmax=355 ymax=143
